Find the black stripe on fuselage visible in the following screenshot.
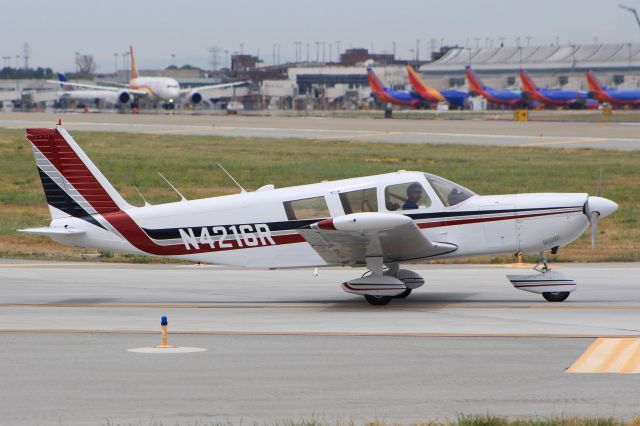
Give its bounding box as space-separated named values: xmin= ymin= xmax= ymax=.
xmin=141 ymin=206 xmax=583 ymax=241
xmin=37 ymin=167 xmax=106 ymax=230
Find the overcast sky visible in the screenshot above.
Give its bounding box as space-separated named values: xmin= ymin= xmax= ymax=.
xmin=2 ymin=0 xmax=639 ymax=72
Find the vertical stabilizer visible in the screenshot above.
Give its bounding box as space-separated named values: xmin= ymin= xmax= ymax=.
xmin=130 ymin=45 xmax=139 ymax=80
xmin=26 ymin=126 xmax=132 ymax=220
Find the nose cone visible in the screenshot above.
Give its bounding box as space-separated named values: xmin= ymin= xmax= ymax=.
xmin=587 ymin=196 xmax=618 ymax=219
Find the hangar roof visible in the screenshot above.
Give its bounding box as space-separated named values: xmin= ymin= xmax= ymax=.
xmin=420 ymin=44 xmax=640 ymax=74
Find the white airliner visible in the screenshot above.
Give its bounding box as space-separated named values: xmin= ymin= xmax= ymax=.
xmin=20 ymin=125 xmax=618 ymax=305
xmin=48 ymin=46 xmax=245 ymax=107
xmin=55 ymin=73 xmax=118 ymax=106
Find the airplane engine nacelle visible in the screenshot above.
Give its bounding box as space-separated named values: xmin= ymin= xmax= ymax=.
xmin=117 ymin=91 xmax=130 ymax=104
xmin=190 ymin=91 xmax=203 ymax=104
xmin=314 ymin=212 xmax=411 ymax=233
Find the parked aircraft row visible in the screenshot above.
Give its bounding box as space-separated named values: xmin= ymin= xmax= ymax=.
xmin=368 ymin=66 xmax=640 ymax=110
xmin=51 ymin=46 xmax=245 ymax=109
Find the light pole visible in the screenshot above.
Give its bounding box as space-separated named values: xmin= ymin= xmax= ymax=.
xmin=114 ymin=53 xmax=118 ymax=73
xmin=171 ymin=53 xmax=176 ymax=67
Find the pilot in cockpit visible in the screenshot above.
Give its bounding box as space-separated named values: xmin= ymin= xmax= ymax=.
xmin=402 ymin=183 xmax=423 ymax=210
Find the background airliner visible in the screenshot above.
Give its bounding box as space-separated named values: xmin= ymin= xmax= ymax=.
xmin=406 ymin=66 xmax=468 ymax=109
xmin=367 ymin=67 xmax=424 ymax=108
xmin=519 ymin=70 xmax=597 ymax=109
xmin=55 ymin=73 xmax=118 ymax=107
xmin=48 ymin=46 xmax=246 ymax=108
xmin=465 ymin=66 xmax=527 ymax=108
xmin=586 ymin=70 xmax=640 ymax=107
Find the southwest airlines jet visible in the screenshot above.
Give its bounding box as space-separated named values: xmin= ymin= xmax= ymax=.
xmin=585 ymin=71 xmax=640 ymax=108
xmin=519 ymin=70 xmax=597 ymax=109
xmin=465 ymin=66 xmax=526 ymax=107
xmin=367 ymin=67 xmax=424 ymax=108
xmin=367 ymin=67 xmax=467 ymax=109
xmin=48 ymin=46 xmax=245 ymax=108
xmin=405 ymin=66 xmax=468 ymax=109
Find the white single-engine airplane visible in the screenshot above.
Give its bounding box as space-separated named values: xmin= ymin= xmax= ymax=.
xmin=48 ymin=46 xmax=245 ymax=108
xmin=20 ymin=125 xmax=618 ymax=305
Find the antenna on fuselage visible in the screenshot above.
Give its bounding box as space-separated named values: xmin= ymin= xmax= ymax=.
xmin=158 ymin=172 xmax=188 ymax=202
xmin=217 ymin=163 xmax=246 ymax=193
xmin=133 ymin=186 xmax=152 ymax=207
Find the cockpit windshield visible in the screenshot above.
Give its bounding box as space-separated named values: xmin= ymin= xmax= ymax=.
xmin=425 ymin=174 xmax=475 ymax=207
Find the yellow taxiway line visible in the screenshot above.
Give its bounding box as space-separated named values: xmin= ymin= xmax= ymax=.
xmin=567 ymin=337 xmax=640 ymax=373
xmin=142 ymin=126 xmax=235 ymax=135
xmin=315 ymin=131 xmax=401 ymax=140
xmin=515 ymin=137 xmax=608 ymax=147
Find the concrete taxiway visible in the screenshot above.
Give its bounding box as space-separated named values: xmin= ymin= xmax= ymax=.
xmin=0 ymin=260 xmax=639 ymax=425
xmin=1 ymin=111 xmax=640 ymax=150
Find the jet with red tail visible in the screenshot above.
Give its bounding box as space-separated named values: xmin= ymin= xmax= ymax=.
xmin=519 ymin=70 xmax=597 ymax=109
xmin=585 ymin=70 xmax=640 ymax=108
xmin=406 ymin=66 xmax=468 ymax=109
xmin=367 ymin=67 xmax=425 ymax=108
xmin=465 ymin=66 xmax=528 ymax=108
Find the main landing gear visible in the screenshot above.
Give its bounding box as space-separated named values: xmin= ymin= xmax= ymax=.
xmin=341 ymin=257 xmax=425 ymax=306
xmin=506 ymin=251 xmax=576 ymax=302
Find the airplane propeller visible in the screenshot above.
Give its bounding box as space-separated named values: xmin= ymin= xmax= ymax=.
xmin=584 ymin=168 xmax=618 ymax=248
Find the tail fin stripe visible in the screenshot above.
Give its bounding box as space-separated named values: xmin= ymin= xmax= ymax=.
xmin=27 ymin=128 xmax=130 ymax=214
xmin=36 ymin=167 xmax=106 ymax=229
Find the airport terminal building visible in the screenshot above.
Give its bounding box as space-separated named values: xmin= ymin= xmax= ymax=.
xmin=4 ymin=43 xmax=640 ymax=111
xmin=419 ymin=43 xmax=640 ymax=91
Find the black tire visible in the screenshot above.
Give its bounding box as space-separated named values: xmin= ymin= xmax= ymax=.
xmin=542 ymin=291 xmax=570 ymax=302
xmin=394 ymin=288 xmax=412 ymax=299
xmin=364 ymin=295 xmax=393 ymax=306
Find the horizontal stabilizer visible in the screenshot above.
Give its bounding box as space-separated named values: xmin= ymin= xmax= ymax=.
xmin=18 ymin=227 xmax=85 ymax=236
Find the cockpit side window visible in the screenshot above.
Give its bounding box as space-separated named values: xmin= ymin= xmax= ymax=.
xmin=426 ymin=174 xmax=475 ymax=207
xmin=339 ymin=188 xmax=378 ymax=214
xmin=384 ymin=182 xmax=431 ymax=211
xmin=283 ymin=196 xmax=330 ymax=220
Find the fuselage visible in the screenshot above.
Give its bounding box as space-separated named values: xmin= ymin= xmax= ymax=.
xmin=48 ymin=171 xmax=591 ymax=269
xmin=56 ymin=89 xmax=118 ymax=104
xmin=129 ymin=76 xmax=181 ymax=101
xmin=466 ymin=67 xmax=523 ymax=107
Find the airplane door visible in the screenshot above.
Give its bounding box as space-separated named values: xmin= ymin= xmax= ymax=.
xmin=478 ymin=203 xmax=518 ymax=251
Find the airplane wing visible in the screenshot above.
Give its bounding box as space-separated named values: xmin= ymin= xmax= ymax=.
xmin=45 ymin=80 xmax=149 ymax=96
xmin=297 ymin=212 xmax=457 ymax=266
xmin=179 ymin=81 xmax=247 ymax=94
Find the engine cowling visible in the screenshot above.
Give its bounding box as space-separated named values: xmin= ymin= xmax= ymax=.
xmin=190 ymin=91 xmax=203 ymax=104
xmin=117 ymin=91 xmax=130 ymax=104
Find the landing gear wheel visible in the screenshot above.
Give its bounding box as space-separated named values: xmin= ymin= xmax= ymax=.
xmin=394 ymin=288 xmax=412 ymax=298
xmin=365 ymin=295 xmax=393 ymax=306
xmin=542 ymin=291 xmax=570 ymax=302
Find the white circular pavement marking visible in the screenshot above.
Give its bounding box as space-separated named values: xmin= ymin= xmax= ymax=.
xmin=128 ymin=346 xmax=207 ymax=354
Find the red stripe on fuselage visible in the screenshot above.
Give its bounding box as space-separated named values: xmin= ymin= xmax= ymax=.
xmin=416 ymin=209 xmax=581 ymax=229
